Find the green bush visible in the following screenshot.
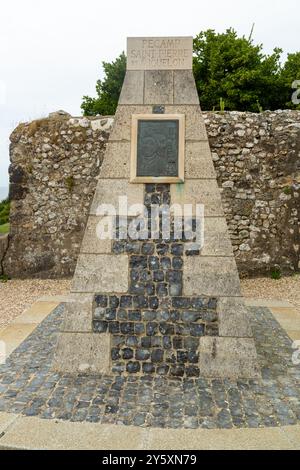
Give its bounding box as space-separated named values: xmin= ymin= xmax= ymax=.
xmin=0 ymin=199 xmax=10 ymax=226
xmin=271 ymin=267 xmax=282 ymax=280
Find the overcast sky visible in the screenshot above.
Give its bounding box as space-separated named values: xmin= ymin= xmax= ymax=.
xmin=0 ymin=0 xmax=299 ymax=191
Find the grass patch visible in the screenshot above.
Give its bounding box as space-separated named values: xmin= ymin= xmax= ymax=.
xmin=271 ymin=267 xmax=282 ymax=280
xmin=283 ymin=186 xmax=292 ymax=195
xmin=0 ymin=223 xmax=9 ymax=234
xmin=65 ymin=176 xmax=75 ymax=192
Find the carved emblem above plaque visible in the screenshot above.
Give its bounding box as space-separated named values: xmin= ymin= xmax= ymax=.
xmin=130 ymin=114 xmax=185 ymax=183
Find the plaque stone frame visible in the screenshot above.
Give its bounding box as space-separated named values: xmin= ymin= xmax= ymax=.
xmin=130 ymin=114 xmax=185 ymax=183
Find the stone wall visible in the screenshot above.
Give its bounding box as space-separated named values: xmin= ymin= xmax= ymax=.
xmin=3 ymin=110 xmax=300 ymax=278
xmin=4 ymin=113 xmax=113 ymax=278
xmin=0 ymin=234 xmax=8 ymax=276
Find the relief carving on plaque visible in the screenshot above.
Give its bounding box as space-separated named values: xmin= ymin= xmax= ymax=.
xmin=130 ymin=114 xmax=185 ymax=183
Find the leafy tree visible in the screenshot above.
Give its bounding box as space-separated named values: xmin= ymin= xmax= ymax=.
xmin=81 ymin=52 xmax=126 ymax=116
xmin=280 ymin=52 xmax=300 ymax=109
xmin=193 ymin=28 xmax=284 ymax=112
xmin=81 ymin=29 xmax=300 ymax=114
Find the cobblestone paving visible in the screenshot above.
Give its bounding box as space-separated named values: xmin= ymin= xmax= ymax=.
xmin=0 ymin=305 xmax=299 ymax=429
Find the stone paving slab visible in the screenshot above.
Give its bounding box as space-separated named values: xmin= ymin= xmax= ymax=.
xmin=0 ymin=412 xmax=18 ymax=434
xmin=12 ymin=301 xmax=60 ymax=324
xmin=280 ymin=425 xmax=300 ymax=449
xmin=37 ymin=295 xmax=70 ymax=303
xmin=244 ymin=299 xmax=294 ymax=308
xmin=0 ymin=301 xmax=59 ymax=357
xmin=0 ymin=324 xmax=37 ymax=356
xmin=0 ymin=415 xmax=148 ymax=450
xmin=269 ymin=306 xmax=300 ymax=342
xmin=0 ymin=412 xmax=298 ymax=450
xmin=146 ymin=425 xmax=299 ymax=450
xmin=285 ymin=330 xmax=300 ymax=341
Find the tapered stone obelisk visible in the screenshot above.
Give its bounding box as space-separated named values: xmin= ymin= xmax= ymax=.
xmin=54 ymin=37 xmax=260 ymax=379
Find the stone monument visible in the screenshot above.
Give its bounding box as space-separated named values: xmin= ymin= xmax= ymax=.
xmin=54 ymin=36 xmax=260 ymax=379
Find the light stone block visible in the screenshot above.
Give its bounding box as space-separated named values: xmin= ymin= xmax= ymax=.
xmin=171 ymin=180 xmax=224 ymax=217
xmin=71 ymin=254 xmax=128 ymax=293
xmin=110 ymin=105 xmax=208 ymax=142
xmin=144 ymin=71 xmax=173 ymax=104
xmin=62 ymin=294 xmax=94 ymax=332
xmin=81 ymin=216 xmax=112 ymax=254
xmin=90 ymin=179 xmax=144 ymax=216
xmin=218 ymin=297 xmax=253 ymax=337
xmin=98 ymin=142 xmax=131 ymax=179
xmin=109 ymin=105 xmax=152 ymax=141
xmin=127 ymin=36 xmax=193 ymax=70
xmin=201 ymin=217 xmax=233 ymax=257
xmin=0 ymin=417 xmax=148 ymax=450
xmin=53 ymin=332 xmax=110 ymax=374
xmin=183 ymin=256 xmax=241 ymax=297
xmin=174 ymin=70 xmax=199 ymax=105
xmin=119 ymin=71 xmax=144 ymax=104
xmin=0 ymin=412 xmax=18 ymax=435
xmin=165 ymin=105 xmax=207 ymax=140
xmin=185 ymin=141 xmax=216 ymax=179
xmin=199 ymin=337 xmax=260 ymax=378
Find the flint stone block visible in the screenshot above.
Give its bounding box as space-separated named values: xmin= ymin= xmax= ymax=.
xmin=127 ymin=362 xmax=140 ymax=373
xmin=135 ymin=323 xmax=144 ymax=336
xmin=94 ymin=294 xmax=108 ymax=307
xmin=199 ymin=337 xmax=260 ymax=379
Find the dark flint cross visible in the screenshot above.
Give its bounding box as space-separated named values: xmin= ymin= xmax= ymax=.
xmin=92 ymin=184 xmax=219 ymax=377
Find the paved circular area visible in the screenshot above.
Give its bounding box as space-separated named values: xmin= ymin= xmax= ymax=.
xmin=0 ymin=305 xmax=299 ymax=429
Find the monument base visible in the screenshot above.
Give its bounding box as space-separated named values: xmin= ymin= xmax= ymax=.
xmin=53 ymin=36 xmax=261 ymax=380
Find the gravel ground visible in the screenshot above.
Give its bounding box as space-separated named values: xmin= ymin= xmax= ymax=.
xmin=0 ymin=275 xmax=299 ymax=330
xmin=0 ymin=279 xmax=71 ymax=329
xmin=241 ymin=274 xmax=300 ymax=312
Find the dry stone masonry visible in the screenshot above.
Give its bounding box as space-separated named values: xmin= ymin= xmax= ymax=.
xmin=4 ymin=110 xmax=300 ymax=279
xmin=204 ymin=110 xmax=300 ymax=277
xmin=53 ymin=36 xmax=259 ymax=379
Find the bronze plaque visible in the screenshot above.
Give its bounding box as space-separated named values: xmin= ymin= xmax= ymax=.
xmin=136 ymin=120 xmax=179 ymax=177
